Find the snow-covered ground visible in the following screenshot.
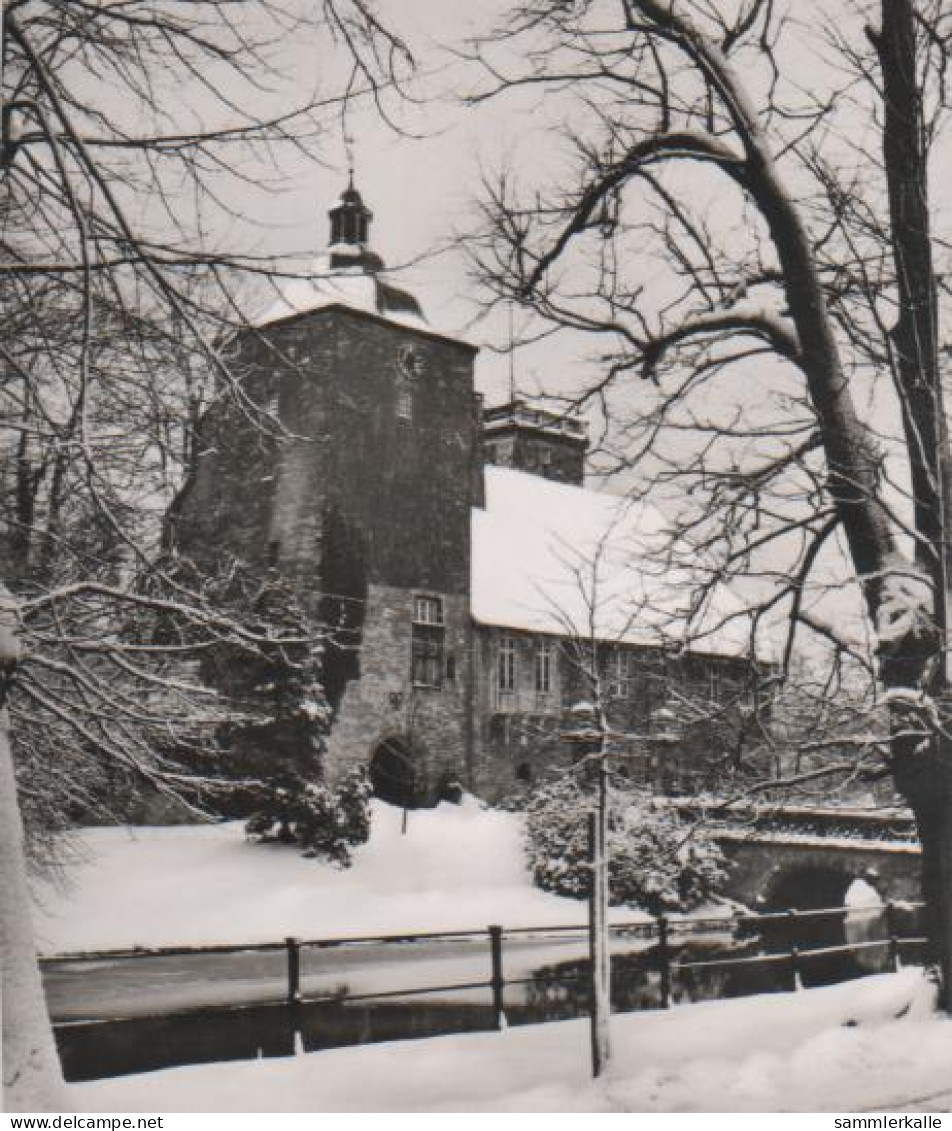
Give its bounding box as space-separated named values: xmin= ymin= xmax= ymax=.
xmin=34 ymin=797 xmax=952 ymax=1112
xmin=71 ymin=969 xmax=952 ymax=1112
xmin=31 ymin=798 xmax=646 ymax=954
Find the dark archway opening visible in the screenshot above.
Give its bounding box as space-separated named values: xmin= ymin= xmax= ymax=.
xmin=763 ymin=865 xmax=886 ymax=987
xmin=766 ymin=865 xmax=854 ymax=915
xmin=370 ymin=736 xmax=427 ymax=808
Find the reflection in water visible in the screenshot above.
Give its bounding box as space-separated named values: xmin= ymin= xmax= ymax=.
xmin=55 ymin=997 xmax=497 ymax=1083
xmin=844 ymin=879 xmax=886 ymax=973
xmin=54 ymin=923 xmax=923 ymax=1084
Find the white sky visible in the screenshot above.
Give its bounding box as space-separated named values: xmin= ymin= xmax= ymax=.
xmin=114 ymin=0 xmax=952 ymax=661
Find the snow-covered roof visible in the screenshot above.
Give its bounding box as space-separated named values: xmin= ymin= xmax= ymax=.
xmin=471 ymin=466 xmax=754 ymax=658
xmin=253 ymin=255 xmax=430 ymax=332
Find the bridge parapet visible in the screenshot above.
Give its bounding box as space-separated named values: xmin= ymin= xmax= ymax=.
xmin=718 ymin=832 xmax=921 ymax=907
xmin=669 ymin=798 xmax=916 ymax=842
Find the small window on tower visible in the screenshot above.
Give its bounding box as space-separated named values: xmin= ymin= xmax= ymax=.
xmin=397 ymin=387 xmax=413 ymax=421
xmin=414 ymin=595 xmax=443 ymax=625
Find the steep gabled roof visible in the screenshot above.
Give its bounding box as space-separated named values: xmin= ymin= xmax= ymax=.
xmin=471 ymin=466 xmax=754 ymax=659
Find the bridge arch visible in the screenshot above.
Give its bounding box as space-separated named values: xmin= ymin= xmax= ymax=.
xmin=762 ymin=863 xmax=884 ymax=913
xmin=720 ymin=837 xmax=920 ymax=909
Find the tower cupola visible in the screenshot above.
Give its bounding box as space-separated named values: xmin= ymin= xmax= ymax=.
xmin=327 ymin=175 xmax=384 ymax=273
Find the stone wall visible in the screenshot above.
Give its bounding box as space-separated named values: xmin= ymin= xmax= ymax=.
xmin=325 ymin=584 xmax=472 ymax=798
xmin=470 ymin=624 xmax=761 ymax=802
xmin=171 ymin=305 xmax=480 ymax=797
xmin=169 ymin=300 xmax=767 ymax=808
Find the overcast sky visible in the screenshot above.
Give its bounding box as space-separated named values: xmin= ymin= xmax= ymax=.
xmin=164 ymin=0 xmax=952 ymax=657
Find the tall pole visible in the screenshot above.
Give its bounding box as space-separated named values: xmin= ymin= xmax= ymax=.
xmin=589 ymin=741 xmax=611 ymax=1076
xmin=507 ymin=300 xmax=517 ymax=404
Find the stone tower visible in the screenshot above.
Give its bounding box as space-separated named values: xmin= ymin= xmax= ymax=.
xmin=171 ymin=180 xmax=482 ymax=803
xmin=482 ymin=399 xmax=589 ymax=486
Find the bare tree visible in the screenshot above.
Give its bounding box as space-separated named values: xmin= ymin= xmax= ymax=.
xmin=0 ymin=0 xmax=409 ymax=1109
xmin=468 ymin=0 xmax=952 ymax=1002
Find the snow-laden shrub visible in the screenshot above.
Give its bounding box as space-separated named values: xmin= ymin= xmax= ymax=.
xmin=524 ymin=774 xmax=728 ymax=913
xmin=245 ymin=767 xmax=372 ymax=867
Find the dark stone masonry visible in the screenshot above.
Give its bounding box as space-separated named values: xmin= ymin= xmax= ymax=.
xmin=170 ymin=182 xmax=761 ymax=806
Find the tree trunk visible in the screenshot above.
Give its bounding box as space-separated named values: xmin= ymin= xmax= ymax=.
xmin=875 ymin=0 xmax=952 ymax=1006
xmin=0 ymin=584 xmax=68 ymax=1111
xmin=0 ymin=712 xmax=69 ymax=1110
xmin=891 ymin=742 xmax=952 ymax=1008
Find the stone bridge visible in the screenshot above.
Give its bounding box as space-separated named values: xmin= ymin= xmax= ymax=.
xmin=717 ymin=832 xmax=922 ymax=908
xmin=666 ymin=800 xmax=922 ymax=908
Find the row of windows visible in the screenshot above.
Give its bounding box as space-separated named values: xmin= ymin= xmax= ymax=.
xmin=409 ymin=601 xmax=739 ymax=704
xmin=498 ymin=633 xmax=553 ymax=694
xmin=411 ymin=611 xmax=555 ymax=695
xmin=495 ymin=635 xmax=734 ymax=703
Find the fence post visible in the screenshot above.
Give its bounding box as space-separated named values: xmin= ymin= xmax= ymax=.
xmin=886 ymin=901 xmax=900 ymax=972
xmin=489 ymin=924 xmax=505 ymax=1030
xmin=657 ymin=915 xmax=671 ymax=1009
xmin=789 ymin=946 xmax=800 ymax=992
xmin=286 ymin=936 xmax=301 ymax=1005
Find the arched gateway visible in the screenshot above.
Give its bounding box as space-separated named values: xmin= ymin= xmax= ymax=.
xmin=369 ymin=736 xmax=429 ymax=808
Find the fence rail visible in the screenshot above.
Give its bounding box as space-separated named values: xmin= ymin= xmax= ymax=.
xmin=41 ymin=899 xmax=926 ymax=1033
xmin=44 ymin=899 xmax=919 ymax=965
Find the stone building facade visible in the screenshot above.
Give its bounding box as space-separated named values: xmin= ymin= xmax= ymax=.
xmin=170 ymin=182 xmax=761 ymax=806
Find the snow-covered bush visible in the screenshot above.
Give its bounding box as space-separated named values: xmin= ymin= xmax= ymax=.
xmin=244 ymin=767 xmax=372 ymax=867
xmin=524 ymin=774 xmax=727 ymax=913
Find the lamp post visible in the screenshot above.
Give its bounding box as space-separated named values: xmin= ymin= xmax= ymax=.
xmin=650 ymin=701 xmax=683 ymax=795
xmin=561 ymin=696 xmax=686 ymax=1078
xmin=564 ymin=699 xmax=611 ymax=1078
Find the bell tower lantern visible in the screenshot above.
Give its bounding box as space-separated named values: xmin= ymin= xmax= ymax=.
xmin=327 ymin=175 xmax=384 ymax=273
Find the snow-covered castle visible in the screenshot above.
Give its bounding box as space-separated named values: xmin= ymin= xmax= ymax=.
xmin=170 ymin=181 xmax=760 ymax=805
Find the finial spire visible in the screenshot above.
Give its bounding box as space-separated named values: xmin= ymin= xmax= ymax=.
xmin=343 ymin=125 xmax=355 ymax=189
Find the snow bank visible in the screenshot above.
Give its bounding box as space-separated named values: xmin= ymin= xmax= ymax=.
xmin=31 ymin=799 xmax=632 ymax=954
xmin=73 ymin=970 xmax=945 ymax=1112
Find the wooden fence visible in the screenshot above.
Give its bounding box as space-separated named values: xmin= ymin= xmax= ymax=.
xmin=41 ymin=900 xmax=926 ymax=1033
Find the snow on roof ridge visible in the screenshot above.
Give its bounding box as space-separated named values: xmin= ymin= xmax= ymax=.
xmin=472 ymin=466 xmax=755 ymax=658
xmin=251 ymin=257 xmax=430 ymax=333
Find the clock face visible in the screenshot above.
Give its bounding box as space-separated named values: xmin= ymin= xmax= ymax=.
xmin=396 ymin=343 xmax=426 ymax=380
